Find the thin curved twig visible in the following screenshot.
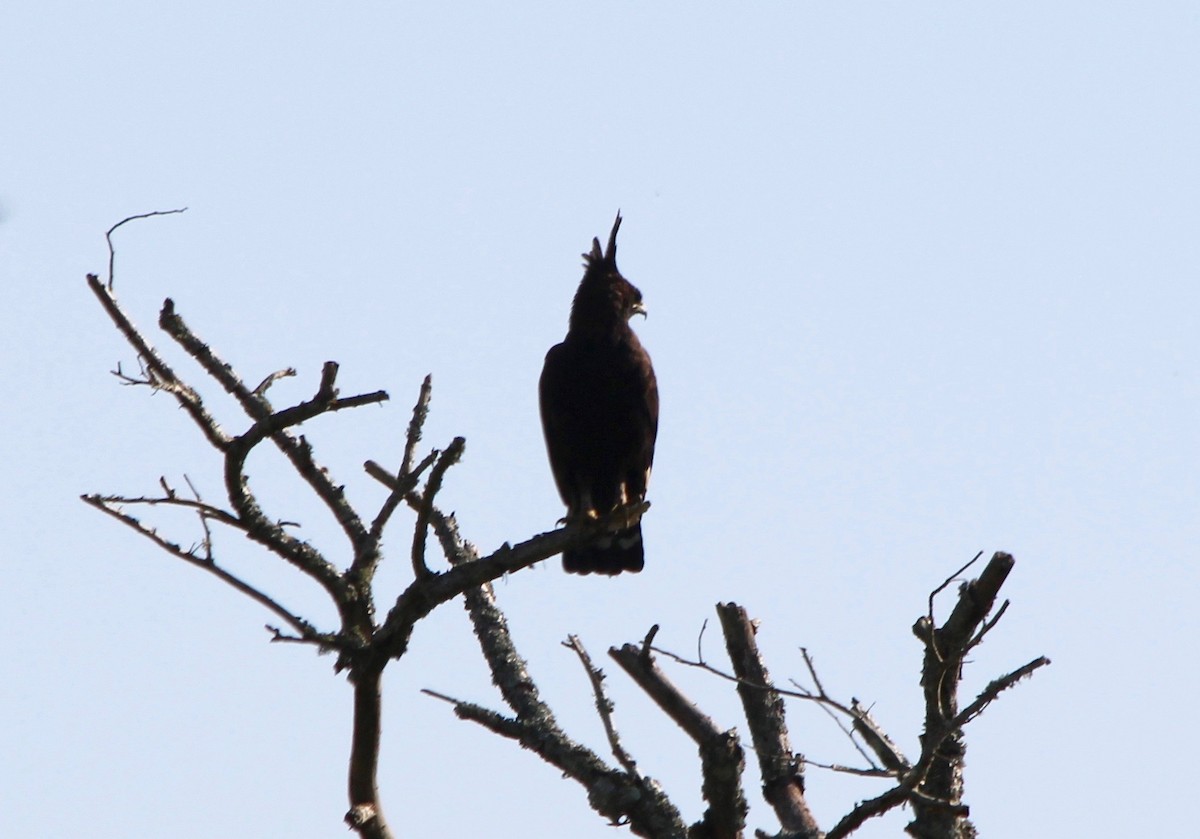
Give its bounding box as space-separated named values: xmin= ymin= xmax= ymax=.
xmin=105 ymin=208 xmax=188 ymax=289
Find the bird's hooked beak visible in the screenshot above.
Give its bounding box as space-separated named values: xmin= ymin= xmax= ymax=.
xmin=630 ymin=300 xmax=648 ymax=320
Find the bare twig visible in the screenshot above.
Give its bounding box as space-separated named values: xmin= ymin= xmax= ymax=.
xmin=849 ymin=698 xmax=909 ymax=772
xmin=86 ymin=491 xmax=241 ymax=529
xmin=82 ymin=493 xmax=322 ymax=642
xmin=411 ymin=438 xmax=464 ymax=578
xmin=658 ymin=633 xmax=910 ymax=784
xmin=113 ymin=358 xmax=154 ymax=387
xmin=799 ymin=757 xmax=891 ymax=778
xmin=611 ymin=643 xmax=725 ymax=746
xmin=229 ymin=366 xmax=389 ymax=453
xmin=182 ymin=474 xmax=215 ymax=559
xmin=798 ymin=647 xmax=827 ymax=697
xmin=927 ymin=550 xmax=985 ymax=661
xmin=657 ymin=645 xmax=858 ymax=719
xmin=105 ymin=207 xmax=187 ymax=290
xmin=952 ymin=655 xmax=1051 ymax=729
xmin=421 ymin=689 xmax=525 ymax=739
xmin=565 ymin=635 xmax=640 ymax=778
xmin=366 ymin=449 xmax=437 ymax=546
xmin=254 ymin=367 xmax=297 ymax=396
xmin=158 ymin=299 xmax=386 ymax=560
xmin=87 ymin=274 xmax=230 ymax=449
xmin=967 ymin=598 xmax=1011 ymax=651
xmin=640 ymin=624 xmax=660 ymax=661
xmin=363 ymin=376 xmax=441 ymax=550
xmin=266 ymin=626 xmax=344 ymax=649
xmin=402 ymin=375 xmax=433 ymax=476
xmin=798 ymin=647 xmax=883 ymax=769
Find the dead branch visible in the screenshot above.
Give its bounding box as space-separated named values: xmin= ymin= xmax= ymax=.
xmin=849 ymin=698 xmax=909 ymax=773
xmin=401 ymin=374 xmax=432 ymax=476
xmin=159 ymin=298 xmax=386 ymax=561
xmin=252 ymin=367 xmax=297 ymax=396
xmin=952 ymin=655 xmax=1051 ymax=730
xmin=411 ymin=437 xmax=465 ymax=578
xmin=365 ymin=382 xmax=440 ymax=550
xmin=654 ymin=638 xmax=869 ymax=745
xmin=427 ymin=578 xmax=688 ymax=837
xmin=88 ymin=217 xmax=1047 ymax=839
xmin=907 ymin=551 xmax=1023 ymax=839
xmin=86 ymin=274 xmax=229 ymax=449
xmin=717 ymin=603 xmax=820 ymax=838
xmin=105 ymin=208 xmax=187 ymax=290
xmin=794 ymin=649 xmax=891 ymax=770
xmin=81 ymin=493 xmax=322 ymax=642
xmin=565 ymin=635 xmax=641 ymax=778
xmin=636 ymin=557 xmax=1047 ymax=838
xmin=87 ymin=242 xmax=609 ymax=839
xmin=610 ymin=642 xmax=748 ymax=838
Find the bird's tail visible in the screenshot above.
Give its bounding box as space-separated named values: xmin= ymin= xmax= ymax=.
xmin=563 ymin=524 xmax=644 ymax=576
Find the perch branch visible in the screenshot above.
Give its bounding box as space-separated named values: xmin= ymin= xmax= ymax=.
xmin=363 ymin=479 xmax=650 ymax=662
xmin=412 ymin=488 xmax=685 ymax=836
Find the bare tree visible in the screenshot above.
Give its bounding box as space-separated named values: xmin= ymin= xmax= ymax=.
xmin=85 ymin=216 xmax=1048 ymax=838
xmin=431 ymin=551 xmax=1046 ymax=839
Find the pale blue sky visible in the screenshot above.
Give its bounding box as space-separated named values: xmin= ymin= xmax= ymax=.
xmin=3 ymin=3 xmax=1197 ymax=837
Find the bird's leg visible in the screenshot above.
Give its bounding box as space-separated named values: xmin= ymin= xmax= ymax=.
xmin=558 ymin=508 xmax=601 ymax=527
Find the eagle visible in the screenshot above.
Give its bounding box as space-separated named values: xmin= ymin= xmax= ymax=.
xmin=539 ymin=213 xmax=659 ymax=575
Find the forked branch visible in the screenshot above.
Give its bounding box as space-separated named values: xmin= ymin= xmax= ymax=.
xmin=85 ymin=229 xmax=606 ymax=839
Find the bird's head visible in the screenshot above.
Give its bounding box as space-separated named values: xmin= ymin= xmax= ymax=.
xmin=571 ymin=212 xmax=647 ymax=332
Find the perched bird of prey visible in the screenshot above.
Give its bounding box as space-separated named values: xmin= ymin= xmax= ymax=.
xmin=539 ymin=214 xmax=659 ymax=575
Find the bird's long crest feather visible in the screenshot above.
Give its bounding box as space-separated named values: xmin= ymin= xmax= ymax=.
xmin=605 ymin=212 xmax=622 ymax=264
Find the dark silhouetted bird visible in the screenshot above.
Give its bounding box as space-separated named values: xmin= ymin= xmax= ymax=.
xmin=539 ymin=214 xmax=659 ymax=575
